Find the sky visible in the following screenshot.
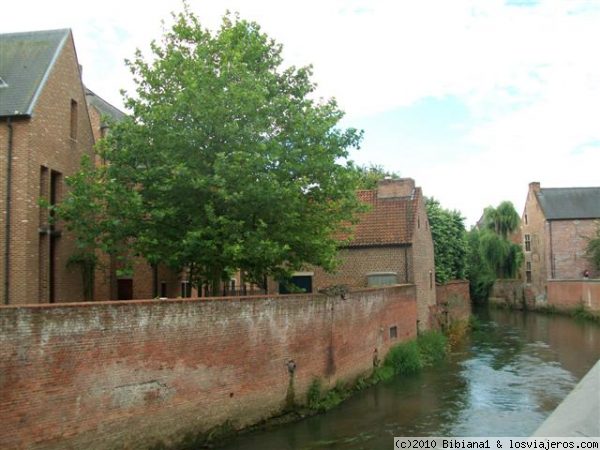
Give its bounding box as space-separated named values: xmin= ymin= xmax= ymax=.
xmin=2 ymin=0 xmax=600 ymax=226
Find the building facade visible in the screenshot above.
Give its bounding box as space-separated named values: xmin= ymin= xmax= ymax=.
xmin=0 ymin=29 xmax=96 ymax=305
xmin=309 ymin=178 xmax=437 ymax=331
xmin=521 ymin=182 xmax=600 ymax=301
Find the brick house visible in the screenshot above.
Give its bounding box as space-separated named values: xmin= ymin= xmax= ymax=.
xmin=521 ymin=182 xmax=600 ymax=300
xmin=302 ymin=178 xmax=437 ymax=331
xmin=0 ymin=29 xmax=97 ymax=305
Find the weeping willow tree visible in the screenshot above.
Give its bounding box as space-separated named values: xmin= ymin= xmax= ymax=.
xmin=468 ymin=201 xmax=523 ymax=302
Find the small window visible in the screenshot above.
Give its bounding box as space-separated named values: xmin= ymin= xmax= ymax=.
xmin=180 ymin=281 xmax=192 ymax=298
xmin=526 ymin=262 xmax=532 ymax=283
xmin=524 ymin=234 xmax=531 ymax=252
xmin=70 ymin=99 xmax=78 ymax=140
xmin=160 ymin=282 xmax=167 ymax=298
xmin=429 ymin=270 xmax=433 ymax=289
xmin=524 ymin=213 xmax=528 ymax=225
xmin=389 ymin=326 xmax=398 ymax=339
xmin=418 ymin=216 xmax=420 ymax=229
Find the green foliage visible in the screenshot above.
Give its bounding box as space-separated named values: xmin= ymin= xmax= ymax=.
xmin=586 ymin=221 xmax=600 ymax=271
xmin=384 ymin=340 xmax=422 ymax=375
xmin=425 ymin=198 xmax=468 ymax=283
xmin=466 ymin=228 xmax=496 ymax=302
xmin=306 ymin=378 xmax=322 ymax=409
xmin=353 ymin=164 xmax=400 ymax=190
xmin=571 ymin=305 xmax=600 ymax=324
xmin=417 ymin=330 xmax=448 ymax=365
xmin=467 ymin=201 xmax=523 ymax=302
xmin=58 ymin=8 xmax=364 ymax=294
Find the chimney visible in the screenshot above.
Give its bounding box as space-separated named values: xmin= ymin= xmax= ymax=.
xmin=377 ymin=178 xmax=415 ymax=199
xmin=529 ymin=182 xmax=541 ymax=193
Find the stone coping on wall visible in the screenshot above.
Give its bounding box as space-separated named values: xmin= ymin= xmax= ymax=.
xmin=547 ymin=279 xmax=599 ymax=282
xmin=0 ymin=283 xmax=415 ymax=310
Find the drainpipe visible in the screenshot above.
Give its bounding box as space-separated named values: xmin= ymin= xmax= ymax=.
xmin=4 ymin=118 xmax=14 ymax=304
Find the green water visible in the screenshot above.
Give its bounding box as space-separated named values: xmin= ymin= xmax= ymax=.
xmin=218 ymin=308 xmax=600 ymax=449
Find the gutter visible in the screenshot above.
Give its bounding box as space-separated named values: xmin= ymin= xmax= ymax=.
xmin=4 ymin=118 xmax=13 ymax=304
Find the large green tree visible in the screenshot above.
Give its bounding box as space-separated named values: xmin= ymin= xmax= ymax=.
xmin=353 ymin=164 xmax=400 ymax=190
xmin=467 ymin=201 xmax=523 ymax=302
xmin=58 ymin=8 xmax=364 ymax=295
xmin=425 ymin=198 xmax=468 ymax=283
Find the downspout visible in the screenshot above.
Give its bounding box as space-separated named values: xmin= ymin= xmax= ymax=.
xmin=4 ymin=118 xmax=14 ymax=304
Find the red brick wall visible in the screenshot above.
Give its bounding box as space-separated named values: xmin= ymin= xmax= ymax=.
xmin=521 ymin=183 xmax=549 ymax=300
xmin=411 ymin=189 xmax=437 ymax=331
xmin=0 ymin=285 xmax=416 ymax=450
xmin=0 ymin=33 xmax=95 ymax=305
xmin=313 ymin=246 xmax=412 ymax=289
xmin=434 ymin=280 xmax=471 ymax=327
xmin=547 ymin=280 xmax=600 ymax=313
xmin=547 ymin=219 xmax=598 ymax=280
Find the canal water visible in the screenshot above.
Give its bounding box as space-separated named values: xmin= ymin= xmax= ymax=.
xmin=218 ymin=308 xmax=600 ymax=450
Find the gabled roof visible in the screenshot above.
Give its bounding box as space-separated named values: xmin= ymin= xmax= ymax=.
xmin=341 ymin=188 xmax=418 ymax=247
xmin=537 ymin=187 xmax=600 ymax=220
xmin=85 ymin=88 xmax=126 ymax=125
xmin=0 ymin=29 xmax=71 ymax=117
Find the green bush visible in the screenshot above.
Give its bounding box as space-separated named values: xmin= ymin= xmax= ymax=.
xmin=384 ymin=340 xmax=423 ymax=375
xmin=417 ymin=331 xmax=448 ymax=365
xmin=306 ymin=378 xmax=322 ymax=409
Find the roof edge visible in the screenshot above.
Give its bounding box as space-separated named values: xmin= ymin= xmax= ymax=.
xmin=25 ymin=29 xmax=71 ymax=116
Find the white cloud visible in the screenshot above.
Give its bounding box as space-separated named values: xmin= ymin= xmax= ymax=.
xmin=2 ymin=0 xmax=599 ymax=226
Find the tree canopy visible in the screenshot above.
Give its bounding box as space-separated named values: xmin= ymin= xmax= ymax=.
xmin=467 ymin=201 xmax=523 ymax=302
xmin=57 ymin=8 xmax=364 ymax=294
xmin=353 ymin=164 xmax=400 ymax=190
xmin=425 ymin=198 xmax=468 ymax=284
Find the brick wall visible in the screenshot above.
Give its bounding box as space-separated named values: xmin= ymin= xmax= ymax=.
xmin=434 ymin=280 xmax=471 ymax=328
xmin=411 ymin=190 xmax=437 ymax=331
xmin=0 ymin=285 xmax=416 ymax=449
xmin=0 ymin=33 xmax=95 ymax=305
xmin=521 ymin=183 xmax=549 ymax=300
xmin=547 ymin=219 xmax=598 ymax=280
xmin=547 ymin=280 xmax=600 ymax=313
xmin=490 ymin=279 xmax=529 ymax=308
xmin=313 ymin=246 xmax=412 ymax=289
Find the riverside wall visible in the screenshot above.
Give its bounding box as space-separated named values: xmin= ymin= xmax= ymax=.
xmin=0 ymin=285 xmax=416 ymax=450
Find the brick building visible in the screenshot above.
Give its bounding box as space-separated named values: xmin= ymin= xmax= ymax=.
xmin=0 ymin=29 xmax=96 ymax=305
xmin=304 ymin=178 xmax=437 ymax=331
xmin=521 ymin=182 xmax=600 ymax=300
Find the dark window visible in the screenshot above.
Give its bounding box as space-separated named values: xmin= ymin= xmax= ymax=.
xmin=524 ymin=234 xmax=531 ymax=252
xmin=526 ymin=262 xmax=532 ymax=283
xmin=279 ymin=276 xmax=312 ymax=294
xmin=160 ymin=282 xmax=168 ymax=298
xmin=181 ymin=281 xmax=192 ymax=298
xmin=418 ymin=216 xmax=420 ymax=229
xmin=117 ymin=279 xmax=133 ymax=300
xmin=429 ymin=271 xmax=433 ymax=289
xmin=524 ymin=213 xmax=528 ymax=225
xmin=70 ymin=99 xmax=78 ymax=140
xmin=389 ymin=326 xmax=398 ymax=339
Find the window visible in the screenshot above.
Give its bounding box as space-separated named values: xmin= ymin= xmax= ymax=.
xmin=524 ymin=213 xmax=528 ymax=225
xmin=524 ymin=234 xmax=531 ymax=252
xmin=389 ymin=326 xmax=398 ymax=339
xmin=70 ymin=99 xmax=78 ymax=140
xmin=418 ymin=216 xmax=420 ymax=229
xmin=429 ymin=270 xmax=433 ymax=289
xmin=181 ymin=281 xmax=192 ymax=298
xmin=160 ymin=282 xmax=167 ymax=298
xmin=526 ymin=262 xmax=532 ymax=283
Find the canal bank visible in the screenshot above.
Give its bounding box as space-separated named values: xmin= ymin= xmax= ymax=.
xmin=218 ymin=308 xmax=600 ymax=449
xmin=533 ymin=359 xmax=600 ymax=437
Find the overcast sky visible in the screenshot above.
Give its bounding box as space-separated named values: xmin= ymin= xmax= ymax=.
xmin=2 ymin=0 xmax=599 ymax=225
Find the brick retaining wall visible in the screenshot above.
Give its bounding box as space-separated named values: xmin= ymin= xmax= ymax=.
xmin=0 ymin=285 xmax=416 ymax=449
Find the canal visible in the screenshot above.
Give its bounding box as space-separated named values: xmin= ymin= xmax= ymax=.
xmin=218 ymin=308 xmax=600 ymax=449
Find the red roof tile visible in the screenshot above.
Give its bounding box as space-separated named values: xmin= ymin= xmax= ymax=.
xmin=339 ymin=188 xmax=419 ymax=246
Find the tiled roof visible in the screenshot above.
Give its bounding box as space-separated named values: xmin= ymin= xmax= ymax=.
xmin=340 ymin=188 xmax=418 ymax=246
xmin=0 ymin=29 xmax=70 ymax=117
xmin=537 ymin=187 xmax=600 ymax=220
xmin=85 ymin=88 xmax=126 ymax=125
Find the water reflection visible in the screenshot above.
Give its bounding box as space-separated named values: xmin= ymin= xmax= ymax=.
xmin=218 ymin=309 xmax=600 ymax=450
